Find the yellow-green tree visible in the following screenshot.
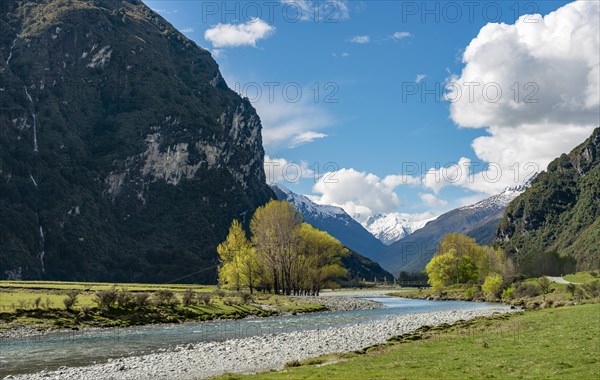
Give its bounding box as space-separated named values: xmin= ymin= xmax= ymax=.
xmin=425 ymin=251 xmax=457 ymax=291
xmin=296 ymin=223 xmax=348 ymax=295
xmin=217 ymin=220 xmax=256 ymax=292
xmin=250 ymin=200 xmax=302 ymax=294
xmin=482 ymin=273 xmax=503 ymax=299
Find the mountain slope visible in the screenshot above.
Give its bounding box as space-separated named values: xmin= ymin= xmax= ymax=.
xmin=0 ymin=0 xmax=273 ymax=282
xmin=497 ymin=127 xmax=600 ymax=274
xmin=380 ymin=186 xmax=525 ymax=275
xmin=271 ymin=185 xmax=386 ymax=261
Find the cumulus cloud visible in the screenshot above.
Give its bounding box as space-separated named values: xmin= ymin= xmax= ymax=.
xmin=443 ymin=0 xmax=599 ymax=194
xmin=311 ymin=168 xmax=420 ymax=221
xmin=350 ymin=35 xmax=370 ymax=44
xmin=419 ymin=193 xmax=448 ymax=209
xmin=204 ymin=18 xmax=275 ymax=48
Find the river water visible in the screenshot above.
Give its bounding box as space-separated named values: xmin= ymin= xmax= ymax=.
xmin=0 ymin=297 xmax=507 ymax=376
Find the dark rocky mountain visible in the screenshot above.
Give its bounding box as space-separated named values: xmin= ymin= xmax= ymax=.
xmin=497 ymin=127 xmax=600 ymax=274
xmin=379 ymin=186 xmax=525 ymax=276
xmin=0 ymin=0 xmax=273 ymax=282
xmin=270 ymin=185 xmax=393 ymax=282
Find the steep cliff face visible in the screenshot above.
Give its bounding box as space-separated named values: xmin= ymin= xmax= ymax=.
xmin=497 ymin=128 xmax=600 ymax=274
xmin=0 ymin=0 xmax=273 ymax=282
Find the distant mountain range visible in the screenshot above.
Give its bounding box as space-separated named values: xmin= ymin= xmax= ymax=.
xmin=363 ymin=213 xmax=436 ymax=245
xmin=498 ymin=127 xmax=600 ymax=274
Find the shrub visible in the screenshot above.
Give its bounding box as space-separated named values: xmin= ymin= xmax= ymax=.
xmin=465 ymin=286 xmax=475 ymax=300
xmin=116 ymin=290 xmax=134 ymax=309
xmin=582 ymin=279 xmax=600 ymax=298
xmin=182 ymin=289 xmax=196 ymax=307
xmin=197 ymin=293 xmax=212 ymax=306
xmin=501 ymin=286 xmax=515 ymax=301
xmin=33 ymin=297 xmax=42 ymax=309
xmin=514 ymin=283 xmax=540 ymax=298
xmin=134 ymin=293 xmax=151 ymax=308
xmin=63 ymin=290 xmax=80 ymax=310
xmin=482 ymin=273 xmax=503 ymax=299
xmin=566 ymin=283 xmax=577 ymax=297
xmin=154 ymin=290 xmax=178 ymax=307
xmin=538 ymin=277 xmax=551 ymax=295
xmin=94 ymin=287 xmax=118 ymax=309
xmin=214 ymin=289 xmax=226 ymax=297
xmin=18 ymin=299 xmax=28 ymax=309
xmin=238 ymin=292 xmax=253 ymax=304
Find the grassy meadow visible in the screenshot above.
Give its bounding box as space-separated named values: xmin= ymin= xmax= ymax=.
xmin=0 ymin=281 xmax=325 ymax=331
xmin=220 ymin=304 xmax=600 ymax=380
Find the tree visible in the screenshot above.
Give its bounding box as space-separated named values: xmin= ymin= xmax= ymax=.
xmin=217 ymin=220 xmax=251 ymax=291
xmin=425 ymin=251 xmax=457 ymax=291
xmin=482 ymin=273 xmax=503 ymax=299
xmin=251 ymin=200 xmax=302 ymax=294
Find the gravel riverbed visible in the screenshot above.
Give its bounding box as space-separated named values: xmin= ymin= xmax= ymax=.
xmin=10 ymin=303 xmax=516 ymax=380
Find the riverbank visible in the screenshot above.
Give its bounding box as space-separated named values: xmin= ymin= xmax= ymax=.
xmin=228 ymin=303 xmax=600 ymax=380
xmin=10 ymin=303 xmax=514 ymax=379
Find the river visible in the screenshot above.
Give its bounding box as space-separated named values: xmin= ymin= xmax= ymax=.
xmin=0 ymin=296 xmax=509 ymax=377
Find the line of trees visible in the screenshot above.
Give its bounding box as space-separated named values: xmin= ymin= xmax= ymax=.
xmin=425 ymin=233 xmax=515 ymax=293
xmin=217 ymin=200 xmax=349 ymax=296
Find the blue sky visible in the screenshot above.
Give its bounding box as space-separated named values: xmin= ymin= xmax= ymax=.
xmin=144 ymin=1 xmax=598 ymax=222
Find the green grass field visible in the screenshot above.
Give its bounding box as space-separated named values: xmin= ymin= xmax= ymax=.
xmin=564 ymin=272 xmax=598 ymax=284
xmin=0 ymin=281 xmax=325 ymax=330
xmin=220 ymin=304 xmax=600 ymax=380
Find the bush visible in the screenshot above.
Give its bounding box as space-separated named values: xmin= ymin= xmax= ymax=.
xmin=514 ymin=283 xmax=540 ymax=298
xmin=197 ymin=292 xmax=212 ymax=306
xmin=134 ymin=293 xmax=151 ymax=308
xmin=63 ymin=290 xmax=80 ymax=310
xmin=237 ymin=292 xmax=253 ymax=304
xmin=582 ymin=279 xmax=600 ymax=298
xmin=154 ymin=290 xmax=178 ymax=307
xmin=465 ymin=286 xmax=476 ymax=300
xmin=116 ymin=290 xmax=134 ymax=309
xmin=482 ymin=273 xmax=503 ymax=299
xmin=33 ymin=297 xmax=42 ymax=309
xmin=94 ymin=287 xmax=118 ymax=309
xmin=501 ymin=286 xmax=515 ymax=301
xmin=182 ymin=289 xmax=196 ymax=307
xmin=214 ymin=289 xmax=226 ymax=297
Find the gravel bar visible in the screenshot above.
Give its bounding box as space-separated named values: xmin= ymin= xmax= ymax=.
xmin=11 ymin=305 xmax=516 ymax=380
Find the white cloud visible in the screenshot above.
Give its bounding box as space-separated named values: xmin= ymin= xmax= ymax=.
xmin=443 ymin=0 xmax=599 ymax=194
xmin=391 ymin=31 xmax=411 ymax=40
xmin=311 ymin=168 xmax=419 ymax=221
xmin=204 ymin=18 xmax=275 ymax=48
xmin=264 ymin=155 xmax=315 ymax=185
xmin=415 ymin=74 xmax=426 ymax=83
xmin=211 ymin=49 xmax=224 ymax=58
xmin=290 ymin=131 xmax=328 ymax=148
xmin=332 ymin=52 xmax=350 ymax=58
xmin=253 ymin=97 xmax=334 ymax=149
xmin=180 ymin=27 xmax=194 ymax=34
xmin=350 ymin=35 xmax=370 ymax=44
xmin=419 ymin=193 xmax=448 ymax=209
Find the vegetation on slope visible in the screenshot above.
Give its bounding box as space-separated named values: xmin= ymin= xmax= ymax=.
xmin=497 ymin=127 xmax=600 ymax=275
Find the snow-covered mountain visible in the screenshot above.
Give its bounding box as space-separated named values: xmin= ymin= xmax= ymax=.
xmin=270 ymin=185 xmax=386 ymax=261
xmin=363 ymin=214 xmax=436 ymax=245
